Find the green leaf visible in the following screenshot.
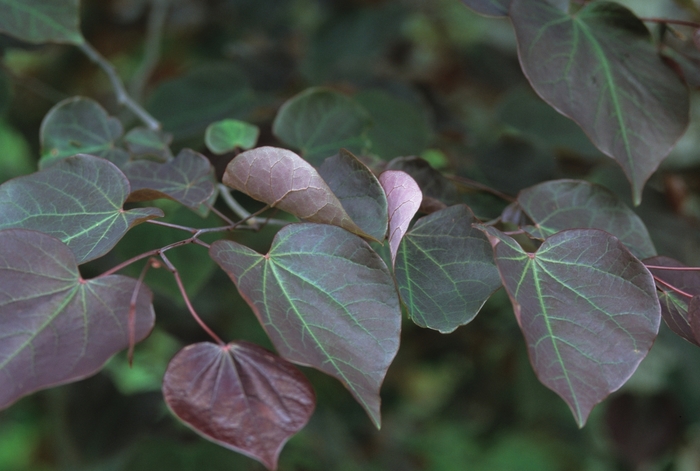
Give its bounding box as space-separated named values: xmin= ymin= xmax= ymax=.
xmin=205 ymin=119 xmax=260 ymax=155
xmin=0 ymin=154 xmax=163 ymax=264
xmin=272 ymin=87 xmax=372 ymax=165
xmin=0 ymin=0 xmax=83 ymax=45
xmin=39 ymin=97 xmax=128 ymax=169
xmin=483 ymin=226 xmax=660 ymax=426
xmin=461 ymin=0 xmax=510 ymax=17
xmin=124 ymin=127 xmax=173 ymax=162
xmin=516 ymin=180 xmax=656 ymax=259
xmin=210 ymin=223 xmax=401 ymax=428
xmin=395 ymin=205 xmax=501 ymax=333
xmin=0 ymin=229 xmax=155 ymax=410
xmin=510 ymin=0 xmax=689 ymax=205
xmin=379 ymin=170 xmax=422 ymax=264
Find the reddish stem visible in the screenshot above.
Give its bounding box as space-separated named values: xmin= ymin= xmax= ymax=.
xmin=652 ymin=275 xmax=694 ymax=299
xmin=640 ymin=17 xmax=700 ymax=29
xmin=127 ymin=258 xmax=155 ymax=366
xmin=645 ymin=264 xmax=700 ymax=271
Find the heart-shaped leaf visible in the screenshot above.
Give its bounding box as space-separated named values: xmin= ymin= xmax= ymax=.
xmin=223 ymin=146 xmax=372 ymax=239
xmin=483 ymin=226 xmax=660 ymax=427
xmin=461 ymin=0 xmax=510 ymax=17
xmin=205 ymin=119 xmax=260 ymax=154
xmin=318 ymin=149 xmax=388 ymax=241
xmin=0 ymin=0 xmax=83 ymax=44
xmin=272 ymin=87 xmax=372 ymax=165
xmin=123 ymin=149 xmax=216 ymax=209
xmin=510 ymin=0 xmax=689 ymax=204
xmin=163 ymin=341 xmax=315 ymax=471
xmin=517 ymin=180 xmax=656 ymax=259
xmin=0 ymin=154 xmax=163 ymax=264
xmin=124 ymin=127 xmax=173 ymax=162
xmin=395 ymin=205 xmax=501 ymax=333
xmin=210 ymin=223 xmax=401 ymax=428
xmin=40 ymin=97 xmax=128 ymax=169
xmin=0 ymin=229 xmax=155 ymax=410
xmin=379 ymin=170 xmax=422 ymax=264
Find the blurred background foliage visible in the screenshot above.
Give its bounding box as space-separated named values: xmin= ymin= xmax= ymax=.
xmin=2 ymin=0 xmax=700 ymax=470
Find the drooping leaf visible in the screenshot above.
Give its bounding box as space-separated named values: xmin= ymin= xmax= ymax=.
xmin=223 ymin=146 xmax=372 ymax=239
xmin=205 ymin=119 xmax=260 ymax=155
xmin=0 ymin=0 xmax=83 ymax=45
xmin=124 ymin=127 xmax=173 ymax=162
xmin=379 ymin=170 xmax=422 ymax=264
xmin=123 ymin=149 xmax=216 ymax=209
xmin=163 ymin=341 xmax=315 ymax=471
xmin=483 ymin=226 xmax=660 ymax=427
xmin=272 ymin=87 xmax=372 ymax=165
xmin=461 ymin=0 xmax=510 ymax=17
xmin=210 ymin=224 xmax=401 ymax=427
xmin=0 ymin=229 xmax=155 ymax=410
xmin=0 ymin=154 xmax=163 ymax=264
xmin=395 ymin=205 xmax=501 ymax=333
xmin=510 ymin=0 xmax=689 ymax=204
xmin=386 ymin=156 xmax=459 ymax=206
xmin=318 ymin=149 xmax=388 ymax=241
xmin=517 ymin=180 xmax=656 ymax=259
xmin=645 ymin=256 xmax=700 ymax=346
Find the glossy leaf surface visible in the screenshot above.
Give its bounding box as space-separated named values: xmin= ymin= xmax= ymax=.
xmin=510 ymin=0 xmax=689 ymax=204
xmin=0 ymin=154 xmax=163 ymax=264
xmin=40 ymin=97 xmax=128 ymax=169
xmin=485 ymin=227 xmax=660 ymax=427
xmin=124 ymin=149 xmax=216 ymax=209
xmin=272 ymin=88 xmax=372 ymax=165
xmin=517 ymin=180 xmax=656 ymax=259
xmin=0 ymin=229 xmax=155 ymax=410
xmin=318 ymin=149 xmax=388 ymax=241
xmin=205 ymin=119 xmax=259 ymax=154
xmin=379 ymin=170 xmax=422 ymax=264
xmin=163 ymin=341 xmax=315 ymax=471
xmin=223 ymin=146 xmax=370 ymax=238
xmin=461 ymin=0 xmax=510 ymax=17
xmin=0 ymin=0 xmax=83 ymax=44
xmin=395 ymin=205 xmax=501 ymax=333
xmin=210 ymin=224 xmax=401 ymax=427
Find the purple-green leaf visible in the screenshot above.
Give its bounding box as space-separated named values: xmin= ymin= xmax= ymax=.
xmin=123 ymin=149 xmax=216 ymax=209
xmin=379 ymin=170 xmax=422 ymax=264
xmin=162 ymin=341 xmax=315 ymax=471
xmin=210 ymin=223 xmax=401 ymax=428
xmin=223 ymin=146 xmax=372 ymax=239
xmin=124 ymin=127 xmax=173 ymax=162
xmin=395 ymin=205 xmax=501 ymax=333
xmin=205 ymin=119 xmax=259 ymax=155
xmin=386 ymin=156 xmax=459 ymax=208
xmin=510 ymin=0 xmax=689 ymax=205
xmin=0 ymin=0 xmax=83 ymax=45
xmin=517 ymin=180 xmax=656 ymax=259
xmin=0 ymin=229 xmax=155 ymax=410
xmin=0 ymin=154 xmax=163 ymax=264
xmin=461 ymin=0 xmax=510 ymax=17
xmin=483 ymin=226 xmax=660 ymax=427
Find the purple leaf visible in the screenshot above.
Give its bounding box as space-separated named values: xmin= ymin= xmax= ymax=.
xmin=461 ymin=0 xmax=510 ymax=17
xmin=0 ymin=0 xmax=83 ymax=45
xmin=0 ymin=229 xmax=155 ymax=410
xmin=379 ymin=170 xmax=422 ymax=265
xmin=163 ymin=341 xmax=315 ymax=471
xmin=124 ymin=127 xmax=173 ymax=162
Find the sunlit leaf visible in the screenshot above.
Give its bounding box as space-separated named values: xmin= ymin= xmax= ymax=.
xmin=210 ymin=223 xmax=401 ymax=427
xmin=223 ymin=146 xmax=372 ymax=239
xmin=0 ymin=154 xmax=163 ymax=264
xmin=318 ymin=149 xmax=388 ymax=241
xmin=0 ymin=229 xmax=155 ymax=410
xmin=395 ymin=205 xmax=501 ymax=333
xmin=39 ymin=97 xmax=128 ymax=169
xmin=510 ymin=0 xmax=689 ymax=204
xmin=272 ymin=87 xmax=372 ymax=165
xmin=0 ymin=0 xmax=83 ymax=45
xmin=124 ymin=127 xmax=173 ymax=162
xmin=163 ymin=341 xmax=315 ymax=471
xmin=379 ymin=170 xmax=422 ymax=264
xmin=517 ymin=180 xmax=656 ymax=259
xmin=205 ymin=119 xmax=259 ymax=154
xmin=483 ymin=226 xmax=660 ymax=427
xmin=461 ymin=0 xmax=510 ymax=17
xmin=124 ymin=149 xmax=216 ymax=209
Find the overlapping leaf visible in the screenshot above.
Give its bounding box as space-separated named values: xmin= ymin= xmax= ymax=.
xmin=0 ymin=154 xmax=163 ymax=264
xmin=517 ymin=180 xmax=656 ymax=259
xmin=0 ymin=0 xmax=83 ymax=44
xmin=205 ymin=119 xmax=259 ymax=154
xmin=124 ymin=127 xmax=173 ymax=162
xmin=223 ymin=146 xmax=371 ymax=239
xmin=210 ymin=223 xmax=401 ymax=428
xmin=395 ymin=205 xmax=501 ymax=333
xmin=379 ymin=170 xmax=422 ymax=264
xmin=386 ymin=156 xmax=459 ymax=209
xmin=484 ymin=227 xmax=660 ymax=427
xmin=123 ymin=149 xmax=216 ymax=209
xmin=163 ymin=341 xmax=315 ymax=471
xmin=40 ymin=97 xmax=128 ymax=169
xmin=0 ymin=229 xmax=155 ymax=410
xmin=318 ymin=149 xmax=388 ymax=241
xmin=510 ymin=0 xmax=689 ymax=204
xmin=272 ymin=88 xmax=372 ymax=165
xmin=461 ymin=0 xmax=510 ymax=17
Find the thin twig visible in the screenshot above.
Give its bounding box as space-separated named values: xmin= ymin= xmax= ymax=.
xmin=207 ymin=203 xmax=236 ymax=226
xmin=146 ymin=219 xmax=199 ymax=233
xmin=640 ymin=17 xmax=700 ymax=29
xmin=217 ymin=183 xmax=292 ymax=227
xmin=645 ymin=264 xmax=700 ymax=271
xmin=127 ymin=258 xmax=155 ymax=366
xmin=653 ymin=275 xmax=694 ymax=299
xmin=129 ymin=0 xmax=169 ymax=102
